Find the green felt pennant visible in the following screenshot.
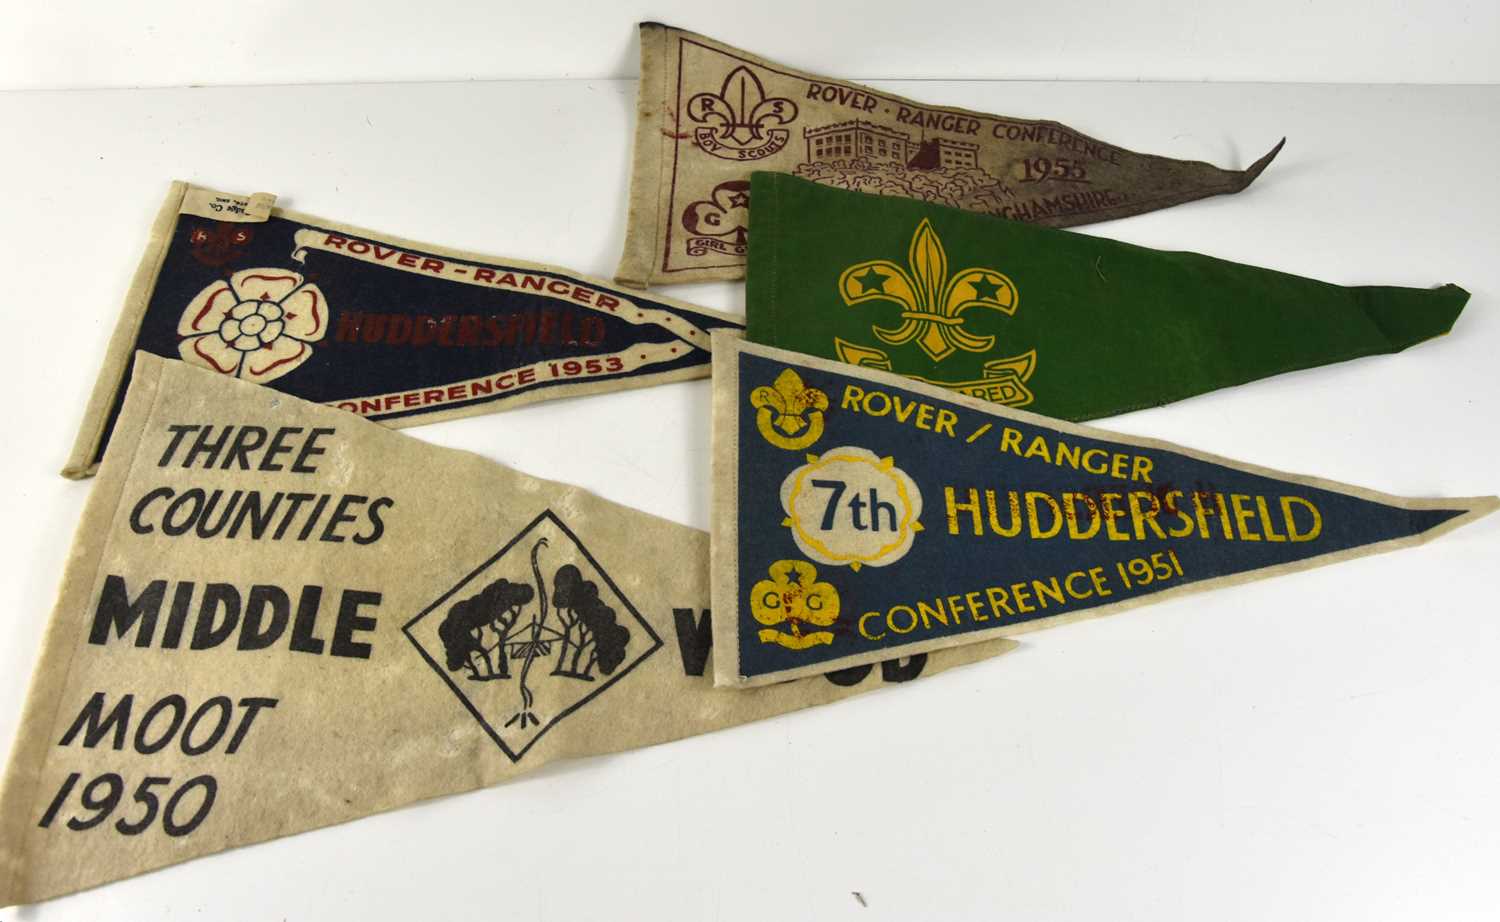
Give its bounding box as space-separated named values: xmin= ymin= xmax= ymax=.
xmin=746 ymin=173 xmax=1467 ymax=421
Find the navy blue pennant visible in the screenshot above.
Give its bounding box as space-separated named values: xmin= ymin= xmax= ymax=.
xmin=67 ymin=184 xmax=742 ymax=477
xmin=712 ymin=335 xmax=1496 ymax=687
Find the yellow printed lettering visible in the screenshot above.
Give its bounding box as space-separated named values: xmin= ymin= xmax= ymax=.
xmin=1034 ymin=577 xmax=1065 ymax=609
xmin=1056 ymin=441 xmax=1081 ymax=473
xmin=946 ymin=487 xmax=983 ymax=536
xmin=1065 ymin=493 xmax=1101 ymax=540
xmin=1256 ymin=496 xmax=1287 ymax=542
xmin=1231 ymin=494 xmax=1261 ymax=541
xmin=1164 ymin=490 xmax=1195 ymax=538
xmin=1191 ymin=492 xmax=1213 ymax=538
xmin=1000 ymin=427 xmax=1023 ymax=456
xmin=1102 ymin=493 xmax=1130 ymax=541
xmin=1283 ymin=496 xmax=1322 ymax=542
xmin=1128 ymin=491 xmax=1167 ymax=540
xmin=1088 ymin=566 xmax=1113 ymax=597
xmin=986 ymin=490 xmax=1023 ymax=537
xmin=1012 ymin=581 xmax=1035 ymax=614
xmin=1026 ymin=492 xmax=1063 ymax=539
xmin=916 ymin=599 xmax=948 ymax=630
xmin=1064 ymin=570 xmax=1095 ymax=600
xmin=888 ymin=605 xmax=918 ymax=634
xmin=986 ymin=586 xmax=1013 ymax=618
xmin=1214 ymin=493 xmax=1235 ymax=540
xmin=934 ymin=410 xmax=958 ymax=438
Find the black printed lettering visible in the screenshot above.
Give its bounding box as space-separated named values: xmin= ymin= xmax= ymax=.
xmin=90 ymin=576 xmax=166 ymax=647
xmin=672 ymin=608 xmax=713 ymax=676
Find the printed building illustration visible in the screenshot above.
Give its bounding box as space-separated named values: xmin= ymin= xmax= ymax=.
xmin=806 ymin=120 xmax=911 ymax=165
xmin=804 ymin=120 xmax=979 ymax=171
xmin=907 ymin=136 xmax=979 ymax=170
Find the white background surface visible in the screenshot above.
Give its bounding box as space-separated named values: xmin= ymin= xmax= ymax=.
xmin=3 ymin=0 xmax=1500 ymax=88
xmin=3 ymin=10 xmax=1499 ymax=922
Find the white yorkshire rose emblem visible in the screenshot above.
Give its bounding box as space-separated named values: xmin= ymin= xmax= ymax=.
xmin=178 ymin=268 xmax=329 ymax=383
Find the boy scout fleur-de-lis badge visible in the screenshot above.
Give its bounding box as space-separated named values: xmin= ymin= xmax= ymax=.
xmin=751 ymin=368 xmax=828 ymax=450
xmin=839 ymin=219 xmax=1019 ymax=363
xmin=687 ymin=65 xmax=798 ymax=161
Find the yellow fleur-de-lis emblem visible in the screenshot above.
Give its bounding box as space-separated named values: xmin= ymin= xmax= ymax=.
xmin=838 ymin=219 xmax=1018 ymax=363
xmin=751 ymin=368 xmax=828 ymax=450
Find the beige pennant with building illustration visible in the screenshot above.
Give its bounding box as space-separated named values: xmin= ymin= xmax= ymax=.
xmin=616 ymin=22 xmax=1283 ymax=287
xmin=0 ymin=353 xmax=1013 ymax=907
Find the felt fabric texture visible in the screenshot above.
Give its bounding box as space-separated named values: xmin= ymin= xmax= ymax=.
xmin=710 ymin=334 xmax=1496 ymax=686
xmin=616 ymin=22 xmax=1283 ymax=287
xmin=1 ymin=353 xmax=1017 ymax=906
xmin=63 ymin=182 xmax=743 ymax=480
xmin=745 ymin=174 xmax=1469 ymax=422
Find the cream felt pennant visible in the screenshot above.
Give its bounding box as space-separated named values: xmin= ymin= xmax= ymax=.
xmin=1 ymin=353 xmax=1013 ymax=906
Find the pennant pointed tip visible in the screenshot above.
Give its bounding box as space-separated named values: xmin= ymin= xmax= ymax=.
xmin=1410 ymin=496 xmax=1500 ymax=538
xmin=1435 ymin=282 xmax=1472 ymax=311
xmin=1241 ymin=138 xmax=1286 ymax=186
xmin=1466 ymin=495 xmax=1500 ymax=521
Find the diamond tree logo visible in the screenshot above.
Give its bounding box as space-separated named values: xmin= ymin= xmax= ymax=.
xmin=404 ymin=511 xmax=661 ymax=762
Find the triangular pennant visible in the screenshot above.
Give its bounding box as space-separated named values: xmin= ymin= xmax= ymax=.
xmin=1 ymin=353 xmax=1014 ymax=907
xmin=711 ymin=334 xmax=1495 ymax=687
xmin=616 ymin=23 xmax=1283 ymax=287
xmin=745 ymin=173 xmax=1468 ymax=422
xmin=63 ymin=182 xmax=744 ymax=479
